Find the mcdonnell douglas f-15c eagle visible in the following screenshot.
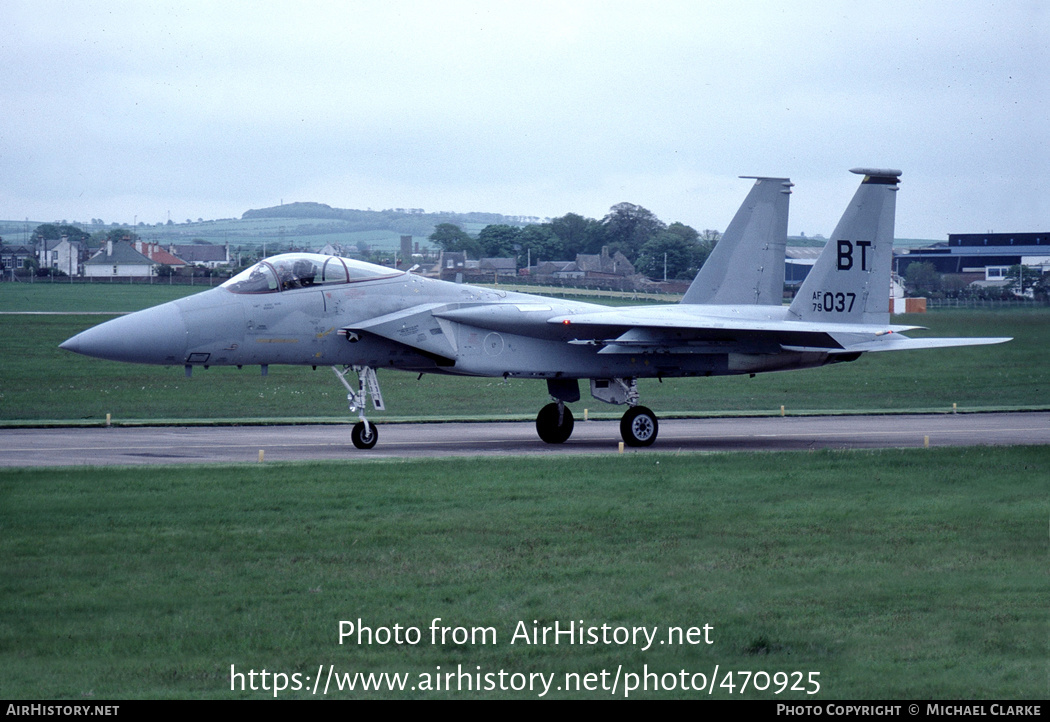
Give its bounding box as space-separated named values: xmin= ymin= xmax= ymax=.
xmin=61 ymin=169 xmax=1010 ymax=449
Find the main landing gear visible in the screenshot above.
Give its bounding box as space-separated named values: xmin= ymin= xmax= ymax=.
xmin=620 ymin=405 xmax=658 ymax=447
xmin=536 ymin=401 xmax=574 ymax=444
xmin=334 ymin=365 xmax=384 ymax=449
xmin=534 ymin=377 xmax=659 ymax=448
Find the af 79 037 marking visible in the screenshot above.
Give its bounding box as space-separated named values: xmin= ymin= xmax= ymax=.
xmin=811 ymin=291 xmax=856 ymax=313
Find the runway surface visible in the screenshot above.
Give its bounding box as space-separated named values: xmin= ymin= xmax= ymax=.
xmin=2 ymin=412 xmax=1048 ymax=466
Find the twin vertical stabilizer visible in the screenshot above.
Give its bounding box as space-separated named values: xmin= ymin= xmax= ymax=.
xmin=788 ymin=168 xmax=901 ymax=325
xmin=680 ymin=176 xmax=792 ymax=306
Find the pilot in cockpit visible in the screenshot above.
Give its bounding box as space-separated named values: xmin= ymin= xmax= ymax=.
xmin=293 ymin=258 xmax=317 ymax=287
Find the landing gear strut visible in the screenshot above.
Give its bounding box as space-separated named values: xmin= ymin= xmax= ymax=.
xmin=536 ymin=401 xmax=575 ymax=444
xmin=333 ymin=365 xmax=385 ymax=449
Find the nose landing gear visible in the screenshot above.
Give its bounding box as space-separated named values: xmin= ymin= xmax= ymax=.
xmin=334 ymin=365 xmax=385 ymax=449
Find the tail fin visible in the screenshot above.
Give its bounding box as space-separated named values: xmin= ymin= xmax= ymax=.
xmin=681 ymin=176 xmax=791 ymax=305
xmin=788 ymin=168 xmax=900 ymax=325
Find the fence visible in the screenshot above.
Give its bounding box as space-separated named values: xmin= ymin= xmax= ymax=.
xmin=925 ymin=297 xmax=1044 ymax=309
xmin=2 ymin=273 xmax=222 ymax=287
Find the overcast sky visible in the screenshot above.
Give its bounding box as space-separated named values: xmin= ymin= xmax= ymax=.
xmin=2 ymin=1 xmax=1046 ymax=239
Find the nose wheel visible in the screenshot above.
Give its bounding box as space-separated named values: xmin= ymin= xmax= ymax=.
xmin=620 ymin=406 xmax=658 ymax=447
xmin=351 ymin=420 xmax=378 ymax=450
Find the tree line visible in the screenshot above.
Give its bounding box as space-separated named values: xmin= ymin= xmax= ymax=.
xmin=428 ymin=202 xmax=720 ymax=281
xmin=29 ymin=223 xmax=143 ymax=248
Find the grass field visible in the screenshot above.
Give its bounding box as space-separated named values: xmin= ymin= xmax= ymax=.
xmin=2 ymin=280 xmax=1048 ymax=422
xmin=0 ymin=448 xmax=1044 ymax=699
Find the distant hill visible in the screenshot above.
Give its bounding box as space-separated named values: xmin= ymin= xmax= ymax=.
xmin=242 ymin=202 xmax=540 ymax=238
xmin=242 ymin=201 xmax=347 ymax=220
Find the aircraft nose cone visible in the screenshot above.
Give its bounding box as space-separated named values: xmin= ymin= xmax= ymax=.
xmin=57 ymin=335 xmax=81 ymax=353
xmin=60 ymin=302 xmax=189 ymax=364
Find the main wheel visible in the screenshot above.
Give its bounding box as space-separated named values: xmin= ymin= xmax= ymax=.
xmin=536 ymin=402 xmax=575 ymax=444
xmin=351 ymin=420 xmax=378 ymax=449
xmin=620 ymin=406 xmax=658 ymax=447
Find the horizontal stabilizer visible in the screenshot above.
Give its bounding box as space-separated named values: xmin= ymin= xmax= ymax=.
xmin=549 ymin=306 xmax=922 ymax=337
xmin=826 ymin=335 xmax=1013 ymax=353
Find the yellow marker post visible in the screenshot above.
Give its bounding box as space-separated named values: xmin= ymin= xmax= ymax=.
xmin=258 ymin=450 xmax=265 ymax=462
xmin=618 ymin=442 xmax=624 ymax=454
xmin=924 ymin=435 xmax=929 ymax=449
xmin=952 ymin=403 xmax=957 ymax=414
xmin=105 ymin=413 xmax=111 ymax=427
xmin=584 ymin=409 xmax=589 ymax=421
xmin=780 ymin=405 xmax=785 ymax=416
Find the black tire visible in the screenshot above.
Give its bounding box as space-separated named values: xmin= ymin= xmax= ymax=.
xmin=536 ymin=402 xmax=575 ymax=444
xmin=351 ymin=420 xmax=378 ymax=449
xmin=620 ymin=406 xmax=658 ymax=447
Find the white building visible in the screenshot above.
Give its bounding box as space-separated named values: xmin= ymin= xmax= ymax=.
xmin=83 ymin=241 xmax=154 ymax=278
xmin=38 ymin=238 xmax=85 ymax=276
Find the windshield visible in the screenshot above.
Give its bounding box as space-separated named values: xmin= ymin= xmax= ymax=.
xmin=222 ymin=253 xmax=403 ymax=294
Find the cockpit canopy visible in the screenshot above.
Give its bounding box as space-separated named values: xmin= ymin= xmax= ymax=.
xmin=222 ymin=253 xmax=403 ymax=294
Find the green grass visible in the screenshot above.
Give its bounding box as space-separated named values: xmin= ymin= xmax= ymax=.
xmin=3 ymin=283 xmax=1048 ymax=422
xmin=1 ymin=448 xmax=1044 ymax=699
xmin=0 ymin=282 xmax=204 ymax=312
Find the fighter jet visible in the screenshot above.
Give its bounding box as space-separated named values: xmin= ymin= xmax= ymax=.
xmin=60 ymin=169 xmax=1010 ymax=449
